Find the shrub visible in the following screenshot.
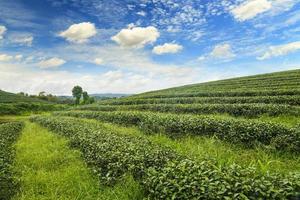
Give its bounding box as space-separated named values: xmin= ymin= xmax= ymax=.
xmin=0 ymin=122 xmax=24 ymax=199
xmin=30 ymin=116 xmax=300 ymax=199
xmin=55 ymin=111 xmax=300 ymax=153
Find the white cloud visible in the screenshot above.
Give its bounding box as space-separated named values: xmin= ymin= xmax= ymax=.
xmin=137 ymin=11 xmax=146 ymax=16
xmin=0 ymin=25 xmax=7 ymax=39
xmin=270 ymin=0 xmax=298 ymax=15
xmin=210 ymin=43 xmax=235 ymax=59
xmin=153 ymin=43 xmax=183 ymax=55
xmin=37 ymin=57 xmax=66 ymax=68
xmin=111 ymin=26 xmax=159 ymax=48
xmin=15 ymin=54 xmax=23 ymax=61
xmin=197 ymin=56 xmax=206 ymax=61
xmin=59 ymin=22 xmax=97 ymax=43
xmin=258 ymin=41 xmax=300 ymax=60
xmin=0 ymin=53 xmax=13 ymax=62
xmin=94 ymin=58 xmax=104 ymax=65
xmin=0 ymin=62 xmax=196 ymax=95
xmin=231 ymin=0 xmax=272 ymax=21
xmin=11 ymin=36 xmax=33 ymax=46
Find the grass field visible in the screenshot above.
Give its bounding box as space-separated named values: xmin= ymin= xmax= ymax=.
xmin=1 ymin=69 xmax=300 ymax=199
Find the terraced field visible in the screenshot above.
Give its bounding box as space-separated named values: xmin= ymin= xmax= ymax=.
xmin=0 ymin=90 xmax=66 ymax=115
xmin=1 ymin=69 xmax=300 ymax=199
xmin=52 ymin=69 xmax=300 ymax=199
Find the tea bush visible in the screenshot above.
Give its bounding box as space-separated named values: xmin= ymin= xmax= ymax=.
xmin=30 ymin=116 xmax=300 ymax=199
xmin=73 ymin=103 xmax=300 ymax=117
xmin=0 ymin=103 xmax=67 ymax=115
xmin=99 ymin=95 xmax=300 ymax=106
xmin=0 ymin=122 xmax=24 ymax=199
xmin=55 ymin=111 xmax=300 ymax=153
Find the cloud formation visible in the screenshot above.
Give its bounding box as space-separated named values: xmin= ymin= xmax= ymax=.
xmin=152 ymin=43 xmax=183 ymax=55
xmin=15 ymin=54 xmax=23 ymax=61
xmin=231 ymin=0 xmax=272 ymax=21
xmin=210 ymin=43 xmax=235 ymax=59
xmin=11 ymin=35 xmax=33 ymax=46
xmin=94 ymin=58 xmax=104 ymax=65
xmin=258 ymin=41 xmax=300 ymax=60
xmin=111 ymin=26 xmax=159 ymax=48
xmin=0 ymin=25 xmax=7 ymax=39
xmin=37 ymin=57 xmax=66 ymax=68
xmin=59 ymin=22 xmax=97 ymax=43
xmin=0 ymin=53 xmax=13 ymax=62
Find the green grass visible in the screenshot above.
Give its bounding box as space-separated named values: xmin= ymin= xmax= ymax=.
xmin=93 ymin=119 xmax=300 ymax=175
xmin=13 ymin=121 xmax=143 ymax=200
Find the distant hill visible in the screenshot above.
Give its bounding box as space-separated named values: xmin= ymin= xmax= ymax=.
xmin=90 ymin=93 xmax=131 ymax=98
xmin=0 ymin=90 xmax=50 ymax=103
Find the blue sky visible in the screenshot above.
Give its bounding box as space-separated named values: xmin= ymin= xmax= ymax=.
xmin=0 ymin=0 xmax=300 ymax=95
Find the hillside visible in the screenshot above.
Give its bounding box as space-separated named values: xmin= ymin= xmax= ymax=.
xmin=0 ymin=90 xmax=67 ymax=115
xmin=130 ymin=69 xmax=300 ymax=99
xmin=48 ymin=69 xmax=300 ymax=199
xmin=0 ymin=90 xmax=49 ymax=103
xmin=2 ymin=69 xmax=300 ymax=199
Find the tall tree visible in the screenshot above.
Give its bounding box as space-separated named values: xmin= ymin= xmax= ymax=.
xmin=82 ymin=91 xmax=89 ymax=104
xmin=72 ymin=86 xmax=83 ymax=105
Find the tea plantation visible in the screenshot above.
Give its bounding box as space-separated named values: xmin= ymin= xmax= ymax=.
xmin=1 ymin=69 xmax=300 ymax=199
xmin=0 ymin=90 xmax=67 ymax=115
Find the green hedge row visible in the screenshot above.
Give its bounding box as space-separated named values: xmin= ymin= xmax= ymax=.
xmin=0 ymin=122 xmax=24 ymax=200
xmin=30 ymin=116 xmax=300 ymax=199
xmin=152 ymin=81 xmax=300 ymax=92
xmin=99 ymin=95 xmax=300 ymax=106
xmin=134 ymin=89 xmax=300 ymax=99
xmin=74 ymin=103 xmax=300 ymax=117
xmin=29 ymin=116 xmax=178 ymax=184
xmin=0 ymin=103 xmax=67 ymax=115
xmin=136 ymin=70 xmax=300 ymax=97
xmin=56 ymin=111 xmax=300 ymax=153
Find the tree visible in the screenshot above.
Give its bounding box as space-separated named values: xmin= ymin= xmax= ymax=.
xmin=39 ymin=91 xmax=46 ymax=96
xmin=72 ymin=86 xmax=83 ymax=105
xmin=82 ymin=91 xmax=89 ymax=104
xmin=88 ymin=97 xmax=95 ymax=104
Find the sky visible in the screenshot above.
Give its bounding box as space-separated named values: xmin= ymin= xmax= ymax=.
xmin=0 ymin=0 xmax=300 ymax=95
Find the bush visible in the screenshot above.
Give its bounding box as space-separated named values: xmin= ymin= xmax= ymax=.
xmin=144 ymin=159 xmax=300 ymax=200
xmin=30 ymin=116 xmax=300 ymax=199
xmin=0 ymin=122 xmax=24 ymax=199
xmin=73 ymin=103 xmax=300 ymax=117
xmin=98 ymin=95 xmax=300 ymax=106
xmin=0 ymin=103 xmax=67 ymax=115
xmin=55 ymin=111 xmax=300 ymax=153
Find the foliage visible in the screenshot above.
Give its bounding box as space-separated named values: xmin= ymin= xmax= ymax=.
xmin=13 ymin=122 xmax=131 ymax=200
xmin=73 ymin=103 xmax=300 ymax=117
xmin=72 ymin=86 xmax=83 ymax=105
xmin=133 ymin=69 xmax=300 ymax=98
xmin=0 ymin=102 xmax=67 ymax=115
xmin=82 ymin=91 xmax=89 ymax=104
xmin=30 ymin=116 xmax=300 ymax=199
xmin=134 ymin=89 xmax=300 ymax=99
xmin=98 ymin=95 xmax=300 ymax=106
xmin=0 ymin=121 xmax=24 ymax=200
xmin=144 ymin=159 xmax=300 ymax=200
xmin=0 ymin=90 xmax=48 ymax=104
xmin=55 ymin=111 xmax=300 ymax=153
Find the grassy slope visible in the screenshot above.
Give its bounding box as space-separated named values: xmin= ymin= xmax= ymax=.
xmin=13 ymin=121 xmax=142 ymax=200
xmin=0 ymin=90 xmax=48 ymax=103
